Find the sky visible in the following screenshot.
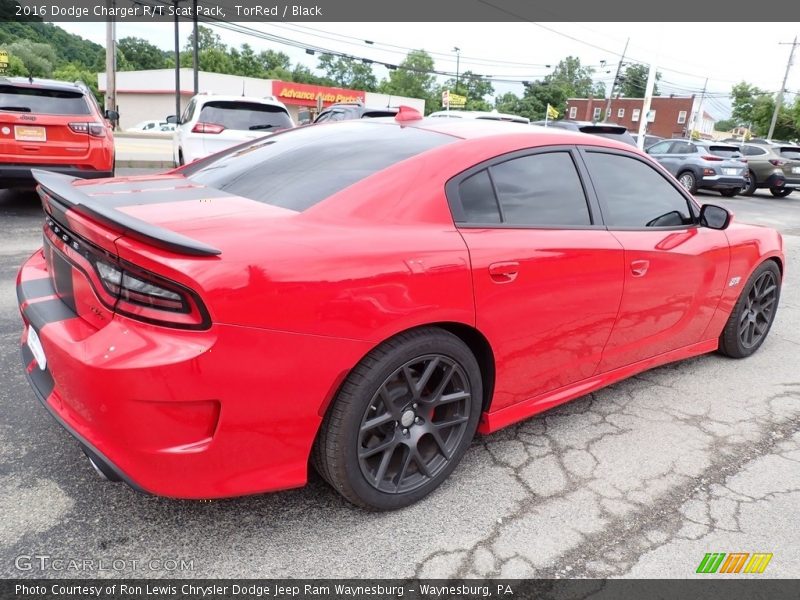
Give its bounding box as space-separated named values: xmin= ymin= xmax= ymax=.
xmin=56 ymin=21 xmax=800 ymax=119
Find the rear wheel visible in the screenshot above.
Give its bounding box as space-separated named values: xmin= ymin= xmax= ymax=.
xmin=770 ymin=187 xmax=792 ymax=197
xmin=313 ymin=328 xmax=482 ymax=510
xmin=718 ymin=261 xmax=781 ymax=358
xmin=740 ymin=171 xmax=757 ymax=196
xmin=677 ymin=171 xmax=698 ymax=194
xmin=719 ymin=188 xmax=738 ymax=197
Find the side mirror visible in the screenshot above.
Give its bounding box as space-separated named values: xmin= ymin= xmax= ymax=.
xmin=104 ymin=109 xmax=119 ymax=121
xmin=165 ymin=115 xmax=179 ymax=124
xmin=700 ymin=204 xmax=732 ymax=230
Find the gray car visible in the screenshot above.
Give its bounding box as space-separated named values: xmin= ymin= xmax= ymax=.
xmin=645 ymin=139 xmax=746 ymax=196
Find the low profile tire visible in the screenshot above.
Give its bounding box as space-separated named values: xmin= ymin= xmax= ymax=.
xmin=770 ymin=187 xmax=792 ymax=198
xmin=741 ymin=171 xmax=757 ymax=196
xmin=719 ymin=188 xmax=738 ymax=197
xmin=313 ymin=327 xmax=483 ymax=510
xmin=718 ymin=261 xmax=781 ymax=358
xmin=677 ymin=171 xmax=698 ymax=194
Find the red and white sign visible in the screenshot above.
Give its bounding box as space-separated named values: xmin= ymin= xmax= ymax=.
xmin=271 ymin=81 xmax=365 ymax=108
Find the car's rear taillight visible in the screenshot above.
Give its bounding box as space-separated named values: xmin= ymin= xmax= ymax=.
xmin=69 ymin=122 xmax=106 ymax=137
xmin=703 ymin=168 xmax=716 ymax=176
xmin=700 ymin=155 xmax=723 ymax=161
xmin=769 ymin=159 xmax=787 ymax=166
xmin=92 ymin=256 xmax=210 ymax=328
xmin=191 ymin=122 xmax=225 ymax=134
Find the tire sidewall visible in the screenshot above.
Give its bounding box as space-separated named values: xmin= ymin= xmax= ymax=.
xmin=339 ymin=331 xmax=483 ymax=510
xmin=724 ymin=262 xmax=781 ymax=357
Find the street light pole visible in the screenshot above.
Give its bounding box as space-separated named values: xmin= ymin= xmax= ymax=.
xmin=192 ymin=0 xmax=199 ymax=94
xmin=172 ymin=0 xmax=182 ymax=120
xmin=453 ymin=47 xmax=461 ymax=94
xmin=767 ymin=36 xmax=797 ymax=141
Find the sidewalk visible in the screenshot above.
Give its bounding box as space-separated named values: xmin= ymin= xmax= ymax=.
xmin=114 ymin=132 xmax=174 ymax=169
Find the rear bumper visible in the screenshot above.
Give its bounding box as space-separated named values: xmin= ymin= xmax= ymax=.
xmin=17 ymin=249 xmax=371 ymax=499
xmin=0 ymin=164 xmax=113 ymax=184
xmin=699 ymin=174 xmax=745 ymax=190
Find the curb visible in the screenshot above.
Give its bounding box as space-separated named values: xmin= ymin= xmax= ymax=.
xmin=114 ymin=131 xmax=173 ymax=140
xmin=115 ymin=160 xmax=174 ymax=169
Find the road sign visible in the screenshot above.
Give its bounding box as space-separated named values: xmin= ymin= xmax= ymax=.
xmin=0 ymin=50 xmax=9 ymax=72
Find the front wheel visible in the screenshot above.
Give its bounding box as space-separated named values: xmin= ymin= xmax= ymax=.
xmin=718 ymin=261 xmax=781 ymax=358
xmin=677 ymin=171 xmax=698 ymax=194
xmin=313 ymin=328 xmax=482 ymax=510
xmin=770 ymin=187 xmax=792 ymax=197
xmin=741 ymin=171 xmax=757 ymax=196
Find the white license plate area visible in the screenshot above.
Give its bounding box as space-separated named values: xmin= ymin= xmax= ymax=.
xmin=26 ymin=326 xmax=47 ymax=370
xmin=14 ymin=125 xmax=46 ymax=142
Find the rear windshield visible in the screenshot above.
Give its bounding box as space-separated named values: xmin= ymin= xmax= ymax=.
xmin=778 ymin=147 xmax=800 ymax=160
xmin=0 ymin=85 xmax=90 ymax=115
xmin=708 ymin=145 xmax=741 ymax=158
xmin=185 ymin=121 xmax=454 ymax=211
xmin=361 ymin=110 xmax=398 ymax=119
xmin=197 ymin=101 xmax=293 ymax=131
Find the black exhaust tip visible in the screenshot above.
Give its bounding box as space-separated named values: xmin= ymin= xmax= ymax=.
xmin=82 ymin=446 xmax=122 ymax=482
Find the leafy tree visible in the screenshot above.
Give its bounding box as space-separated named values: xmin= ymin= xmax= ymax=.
xmin=231 ymin=44 xmax=263 ymax=78
xmin=52 ymin=62 xmax=101 ymax=102
xmin=317 ymin=54 xmax=377 ymax=91
xmin=494 ymin=91 xmax=524 ymax=115
xmin=731 ymin=82 xmax=768 ymax=126
xmin=118 ymin=37 xmax=167 ymax=71
xmin=259 ymin=49 xmax=291 ymax=75
xmin=441 ymin=70 xmax=494 ymax=111
xmin=618 ymin=63 xmax=661 ymax=97
xmin=714 ymin=118 xmax=738 ymax=131
xmin=379 ymin=50 xmax=439 ymax=113
xmin=7 ymin=40 xmax=57 ymax=77
xmin=185 ymin=25 xmax=225 ymax=53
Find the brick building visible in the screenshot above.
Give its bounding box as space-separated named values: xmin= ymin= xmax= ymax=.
xmin=564 ymin=96 xmax=705 ymax=139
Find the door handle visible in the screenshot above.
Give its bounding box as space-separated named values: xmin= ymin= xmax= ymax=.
xmin=489 ymin=261 xmax=520 ymax=283
xmin=630 ymin=259 xmax=650 ymax=277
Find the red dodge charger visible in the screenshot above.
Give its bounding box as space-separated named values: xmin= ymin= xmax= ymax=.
xmin=17 ymin=110 xmax=784 ymax=509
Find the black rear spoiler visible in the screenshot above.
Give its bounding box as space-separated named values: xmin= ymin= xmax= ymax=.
xmin=32 ymin=169 xmax=221 ymax=257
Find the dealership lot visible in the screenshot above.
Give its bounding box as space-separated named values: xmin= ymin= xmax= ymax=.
xmin=1 ymin=179 xmax=798 ymax=578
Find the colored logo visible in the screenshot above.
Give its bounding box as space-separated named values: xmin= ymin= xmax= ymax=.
xmin=696 ymin=552 xmax=773 ymax=574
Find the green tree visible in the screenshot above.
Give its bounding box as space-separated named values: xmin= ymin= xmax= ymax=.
xmin=731 ymin=82 xmax=768 ymax=126
xmin=259 ymin=49 xmax=291 ymax=75
xmin=379 ymin=50 xmax=439 ymax=113
xmin=618 ymin=63 xmax=661 ymax=97
xmin=7 ymin=40 xmax=57 ymax=77
xmin=441 ymin=70 xmax=494 ymax=111
xmin=317 ymin=54 xmax=377 ymax=91
xmin=118 ymin=37 xmax=167 ymax=70
xmin=231 ymin=44 xmax=263 ymax=77
xmin=494 ymin=91 xmax=524 ymax=115
xmin=714 ymin=118 xmax=738 ymax=131
xmin=52 ymin=62 xmax=101 ymax=102
xmin=185 ymin=25 xmax=225 ymax=52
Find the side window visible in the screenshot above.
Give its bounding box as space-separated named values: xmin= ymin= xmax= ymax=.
xmin=181 ymin=99 xmax=196 ymax=124
xmin=489 ymin=152 xmax=591 ymax=227
xmin=569 ymin=106 xmax=577 ymax=119
xmin=315 ymin=111 xmax=331 ymax=123
xmin=647 ymin=141 xmax=672 ymax=154
xmin=458 ymin=170 xmax=501 ymax=223
xmin=583 ymin=152 xmax=694 ymax=228
xmin=670 ymin=141 xmax=695 ymax=154
xmin=743 ymin=145 xmax=766 ymax=156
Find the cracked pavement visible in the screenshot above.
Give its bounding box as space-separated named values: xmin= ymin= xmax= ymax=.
xmin=1 ymin=183 xmax=798 ymax=579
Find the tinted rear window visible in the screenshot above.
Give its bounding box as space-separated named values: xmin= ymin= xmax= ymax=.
xmin=778 ymin=147 xmax=800 ymax=160
xmin=708 ymin=145 xmax=741 ymax=158
xmin=186 ymin=121 xmax=454 ymax=211
xmin=198 ymin=101 xmax=292 ymax=131
xmin=0 ymin=85 xmax=89 ymax=115
xmin=362 ymin=110 xmax=398 ymax=118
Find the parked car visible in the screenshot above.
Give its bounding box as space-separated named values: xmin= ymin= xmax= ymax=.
xmin=531 ymin=120 xmax=636 ymax=146
xmin=429 ymin=109 xmax=530 ymax=124
xmin=126 ymin=119 xmax=168 ymax=133
xmin=644 ymin=139 xmax=746 ymax=196
xmin=0 ymin=77 xmax=116 ymax=186
xmin=737 ymin=142 xmax=800 ymax=197
xmin=168 ymin=94 xmax=294 ymax=165
xmin=632 ymin=133 xmax=664 ymax=149
xmin=314 ymin=102 xmax=399 ymax=123
xmin=19 ymin=111 xmax=784 ymax=510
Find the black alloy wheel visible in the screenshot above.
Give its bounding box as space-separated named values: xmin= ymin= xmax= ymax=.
xmin=770 ymin=187 xmax=792 ymax=197
xmin=719 ymin=261 xmax=781 ymax=358
xmin=313 ymin=328 xmax=482 ymax=510
xmin=358 ymin=354 xmax=472 ymax=494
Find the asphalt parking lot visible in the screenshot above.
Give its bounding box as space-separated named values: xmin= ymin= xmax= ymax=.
xmin=1 ymin=177 xmax=798 ymax=579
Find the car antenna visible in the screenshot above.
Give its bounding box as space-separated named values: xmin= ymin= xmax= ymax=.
xmin=28 ymin=74 xmax=33 ymax=84
xmin=242 ymin=80 xmax=245 ymax=97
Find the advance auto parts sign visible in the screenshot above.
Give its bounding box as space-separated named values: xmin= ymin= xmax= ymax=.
xmin=0 ymin=50 xmax=8 ymax=73
xmin=272 ymin=81 xmax=365 ymax=107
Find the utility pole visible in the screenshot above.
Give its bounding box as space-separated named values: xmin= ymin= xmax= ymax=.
xmin=192 ymin=0 xmax=199 ymax=94
xmin=767 ymin=36 xmax=798 ymax=141
xmin=453 ymin=47 xmax=461 ymax=94
xmin=637 ymin=62 xmax=658 ymax=150
xmin=691 ymin=78 xmax=708 ymax=138
xmin=172 ymin=0 xmax=183 ymax=120
xmin=605 ymin=37 xmax=629 ymax=120
xmin=104 ymin=0 xmax=116 ymax=127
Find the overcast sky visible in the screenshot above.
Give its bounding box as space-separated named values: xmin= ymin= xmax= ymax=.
xmin=57 ymin=21 xmax=800 ymax=119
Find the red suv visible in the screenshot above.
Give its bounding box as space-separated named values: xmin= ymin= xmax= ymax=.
xmin=0 ymin=77 xmax=116 ymax=185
